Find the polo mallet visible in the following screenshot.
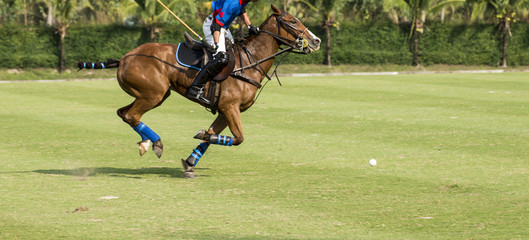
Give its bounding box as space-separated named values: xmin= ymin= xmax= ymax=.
xmin=156 ymin=0 xmax=203 ymax=40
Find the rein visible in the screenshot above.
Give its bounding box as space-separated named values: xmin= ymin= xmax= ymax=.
xmin=230 ymin=12 xmax=311 ymax=109
xmin=232 ymin=46 xmax=293 ymax=76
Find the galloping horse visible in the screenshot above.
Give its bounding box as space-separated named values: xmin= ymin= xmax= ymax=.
xmin=82 ymin=5 xmax=320 ymax=177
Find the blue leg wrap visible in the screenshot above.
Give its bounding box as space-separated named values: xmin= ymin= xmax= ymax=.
xmin=138 ymin=132 xmax=149 ymax=141
xmin=133 ymin=122 xmax=161 ymax=143
xmin=186 ymin=142 xmax=209 ymax=166
xmin=209 ymin=134 xmax=233 ymax=146
xmin=220 ymin=136 xmax=233 ymax=146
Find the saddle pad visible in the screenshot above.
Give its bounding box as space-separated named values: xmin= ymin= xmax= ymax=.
xmin=176 ymin=43 xmax=206 ymax=70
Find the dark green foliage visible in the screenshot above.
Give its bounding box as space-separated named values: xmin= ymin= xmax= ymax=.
xmin=0 ymin=25 xmax=59 ymax=68
xmin=0 ymin=24 xmax=193 ymax=69
xmin=66 ymin=25 xmax=145 ymax=65
xmin=506 ymin=23 xmax=529 ymax=66
xmin=158 ymin=22 xmax=202 ymax=44
xmin=419 ymin=23 xmax=501 ymax=66
xmin=2 ymin=22 xmax=529 ymax=68
xmin=326 ymin=23 xmax=412 ymax=65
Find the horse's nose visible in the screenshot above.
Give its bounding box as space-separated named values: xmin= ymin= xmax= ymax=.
xmin=311 ymin=37 xmax=321 ymax=51
xmin=313 ymin=37 xmax=321 ymax=46
xmin=306 ymin=30 xmax=321 ymax=50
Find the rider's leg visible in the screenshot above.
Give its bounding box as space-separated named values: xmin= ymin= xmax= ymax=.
xmin=186 ymin=29 xmax=229 ymax=106
xmin=202 ymin=15 xmax=214 ymax=45
xmin=186 ymin=51 xmax=228 ymax=105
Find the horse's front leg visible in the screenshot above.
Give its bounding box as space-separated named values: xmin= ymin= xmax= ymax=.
xmin=181 ymin=114 xmax=229 ymax=178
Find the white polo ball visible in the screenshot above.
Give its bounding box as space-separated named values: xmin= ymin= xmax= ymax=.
xmin=369 ymin=159 xmax=377 ymax=167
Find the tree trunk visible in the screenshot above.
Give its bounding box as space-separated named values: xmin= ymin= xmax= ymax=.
xmin=324 ymin=24 xmax=331 ymax=67
xmin=47 ymin=4 xmax=53 ymax=26
xmin=59 ymin=25 xmax=66 ymax=73
xmin=150 ymin=26 xmax=156 ymax=42
xmin=24 ymin=0 xmax=27 ymax=26
xmin=502 ymin=21 xmax=509 ymax=68
xmin=413 ymin=27 xmax=419 ymax=67
xmin=149 ymin=26 xmax=162 ymax=42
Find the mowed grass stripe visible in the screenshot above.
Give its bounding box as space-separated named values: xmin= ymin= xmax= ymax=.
xmin=258 ymin=75 xmax=528 ymax=163
xmin=1 ymin=73 xmax=528 ymax=239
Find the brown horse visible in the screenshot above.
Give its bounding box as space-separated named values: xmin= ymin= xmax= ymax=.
xmin=82 ymin=5 xmax=320 ymax=178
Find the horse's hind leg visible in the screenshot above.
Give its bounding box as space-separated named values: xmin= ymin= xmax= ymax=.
xmin=118 ymin=101 xmax=151 ymax=156
xmin=118 ymin=92 xmax=169 ymax=158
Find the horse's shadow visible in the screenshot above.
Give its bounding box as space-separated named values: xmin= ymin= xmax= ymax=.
xmin=33 ymin=167 xmax=209 ymax=179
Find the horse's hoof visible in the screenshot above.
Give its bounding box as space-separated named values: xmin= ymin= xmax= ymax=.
xmin=153 ymin=140 xmax=163 ymax=158
xmin=181 ymin=158 xmax=194 ymax=172
xmin=181 ymin=159 xmax=195 ymax=178
xmin=193 ymin=129 xmax=208 ymax=140
xmin=183 ymin=171 xmax=195 ymax=178
xmin=137 ymin=140 xmax=151 ymax=156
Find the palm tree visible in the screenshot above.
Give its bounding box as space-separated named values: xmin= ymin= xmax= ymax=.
xmin=469 ymin=0 xmax=529 ymax=67
xmin=305 ymin=0 xmax=344 ymax=67
xmin=321 ymin=0 xmax=346 ymax=67
xmin=383 ymin=0 xmax=464 ymax=66
xmin=42 ymin=0 xmax=76 ymax=72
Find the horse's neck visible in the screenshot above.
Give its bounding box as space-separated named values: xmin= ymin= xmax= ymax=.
xmin=240 ymin=34 xmax=280 ymax=78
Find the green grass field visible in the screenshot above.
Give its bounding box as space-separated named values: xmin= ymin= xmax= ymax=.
xmin=1 ymin=72 xmax=528 ymax=239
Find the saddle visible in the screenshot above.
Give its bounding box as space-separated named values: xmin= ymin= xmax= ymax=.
xmin=176 ymin=32 xmax=235 ymax=81
xmin=176 ymin=33 xmax=236 ymax=114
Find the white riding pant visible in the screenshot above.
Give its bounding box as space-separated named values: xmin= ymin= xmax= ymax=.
xmin=203 ymin=14 xmax=234 ymax=54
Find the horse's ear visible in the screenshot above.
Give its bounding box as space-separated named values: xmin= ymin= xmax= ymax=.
xmin=271 ymin=4 xmax=282 ymax=15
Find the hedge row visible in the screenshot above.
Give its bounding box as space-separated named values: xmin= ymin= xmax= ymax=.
xmin=2 ymin=22 xmax=529 ymax=68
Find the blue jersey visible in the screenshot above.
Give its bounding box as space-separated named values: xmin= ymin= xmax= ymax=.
xmin=211 ymin=0 xmax=247 ymax=28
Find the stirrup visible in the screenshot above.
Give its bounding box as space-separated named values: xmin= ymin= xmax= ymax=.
xmin=188 ymin=88 xmax=211 ymax=106
xmin=197 ymin=95 xmax=212 ymax=106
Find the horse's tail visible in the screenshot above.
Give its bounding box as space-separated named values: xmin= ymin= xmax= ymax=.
xmin=77 ymin=59 xmax=120 ymax=70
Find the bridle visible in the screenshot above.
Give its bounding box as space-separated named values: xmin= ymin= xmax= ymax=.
xmin=259 ymin=11 xmax=310 ymax=52
xmin=232 ymin=11 xmax=312 ymax=75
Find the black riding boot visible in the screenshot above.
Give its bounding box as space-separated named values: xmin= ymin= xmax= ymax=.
xmin=186 ymin=52 xmax=229 ymax=106
xmin=187 ymin=70 xmax=213 ymax=106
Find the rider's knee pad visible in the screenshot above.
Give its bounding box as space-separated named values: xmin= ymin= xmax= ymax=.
xmin=205 ymin=52 xmax=229 ymax=75
xmin=215 ymin=51 xmax=229 ymax=65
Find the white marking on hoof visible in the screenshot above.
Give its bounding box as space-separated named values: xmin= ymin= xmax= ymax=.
xmin=138 ymin=140 xmax=151 ymax=156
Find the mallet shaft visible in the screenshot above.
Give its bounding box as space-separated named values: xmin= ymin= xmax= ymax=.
xmin=156 ymin=0 xmax=203 ymax=40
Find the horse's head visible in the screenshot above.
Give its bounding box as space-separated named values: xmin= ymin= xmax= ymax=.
xmin=260 ymin=5 xmax=321 ymax=54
